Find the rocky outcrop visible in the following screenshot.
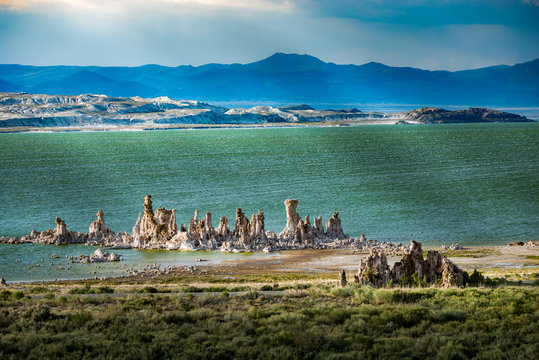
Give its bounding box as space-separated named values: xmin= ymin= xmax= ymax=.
xmin=0 ymin=196 xmax=356 ymax=252
xmin=294 ymin=215 xmax=314 ymax=244
xmin=132 ymin=195 xmax=177 ymax=246
xmin=19 ymin=217 xmax=88 ymax=245
xmin=357 ymin=240 xmax=465 ymax=287
xmin=77 ymin=248 xmax=122 ymax=263
xmin=357 ymin=248 xmax=391 ymax=287
xmin=232 ymin=208 xmax=251 ymax=247
xmin=126 ymin=197 xmax=352 ymax=250
xmin=280 ymin=199 xmax=301 ymax=239
xmin=88 ymin=210 xmax=115 ymax=239
xmin=507 ymin=240 xmax=538 ymax=248
xmin=349 ymin=235 xmax=407 ymax=256
xmin=326 ymin=212 xmax=347 ymax=239
xmin=403 ymin=107 xmax=531 ymax=124
xmin=216 ymin=216 xmax=230 ymax=237
xmin=339 ymin=269 xmax=348 ymax=287
xmin=312 ymin=216 xmax=325 ymax=239
xmin=249 ymin=210 xmax=266 ymax=241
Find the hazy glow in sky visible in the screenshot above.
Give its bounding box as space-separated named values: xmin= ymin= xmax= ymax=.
xmin=0 ymin=0 xmax=538 ymax=69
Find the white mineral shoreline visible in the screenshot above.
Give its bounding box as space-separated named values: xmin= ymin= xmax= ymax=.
xmin=0 ymin=119 xmax=414 ymax=134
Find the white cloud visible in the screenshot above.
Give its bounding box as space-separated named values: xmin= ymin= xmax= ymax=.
xmin=0 ymin=0 xmax=296 ymax=13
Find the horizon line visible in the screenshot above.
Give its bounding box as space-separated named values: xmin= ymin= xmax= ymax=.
xmin=1 ymin=52 xmax=538 ymax=72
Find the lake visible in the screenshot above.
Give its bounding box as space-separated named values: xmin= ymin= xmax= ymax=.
xmin=0 ymin=123 xmax=537 ymax=247
xmin=0 ymin=243 xmax=277 ymax=282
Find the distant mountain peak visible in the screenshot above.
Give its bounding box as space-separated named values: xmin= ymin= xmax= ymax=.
xmin=264 ymin=52 xmax=324 ymax=62
xmin=247 ymin=52 xmax=326 ymax=72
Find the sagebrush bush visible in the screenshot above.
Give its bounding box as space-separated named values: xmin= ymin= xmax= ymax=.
xmin=0 ymin=286 xmax=537 ymax=359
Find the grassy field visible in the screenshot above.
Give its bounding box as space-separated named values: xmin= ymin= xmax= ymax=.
xmin=1 ymin=276 xmax=538 ymax=359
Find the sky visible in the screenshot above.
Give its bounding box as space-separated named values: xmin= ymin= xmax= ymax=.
xmin=0 ymin=0 xmax=538 ymax=70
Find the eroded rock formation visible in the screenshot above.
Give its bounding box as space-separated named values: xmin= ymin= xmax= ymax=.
xmin=357 ymin=240 xmax=465 ymax=287
xmin=357 ymin=248 xmax=391 ymax=287
xmin=339 ymin=269 xmax=348 ymax=287
xmin=132 ymin=195 xmax=177 ymax=247
xmin=14 ymin=217 xmax=89 ymax=245
xmin=326 ymin=212 xmax=347 ymax=239
xmin=89 ymin=210 xmax=115 ymax=239
xmin=279 ymin=199 xmax=301 ymax=239
xmin=126 ymin=197 xmax=352 ymax=251
xmin=1 ymin=196 xmax=354 ymax=252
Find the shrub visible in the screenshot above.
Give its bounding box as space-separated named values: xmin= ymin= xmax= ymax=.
xmin=11 ymin=290 xmax=25 ymax=300
xmin=141 ymin=286 xmax=158 ymax=293
xmin=71 ymin=311 xmax=93 ymax=327
xmin=466 ymin=270 xmax=485 ymax=287
xmin=94 ymin=286 xmax=114 ymax=294
xmin=32 ymin=305 xmax=53 ymax=322
xmin=434 ymin=309 xmax=467 ymax=323
xmin=0 ymin=290 xmax=12 ymax=301
xmin=180 ymin=286 xmax=203 ymax=293
xmin=247 ymin=306 xmax=269 ymax=319
xmin=328 ymin=308 xmax=353 ymax=324
xmin=243 ymin=291 xmax=259 ymax=300
xmin=387 ymin=289 xmax=436 ymax=303
xmin=330 ymin=286 xmax=355 ymax=298
xmin=31 ymin=287 xmax=50 ymax=293
xmin=271 ymin=331 xmax=295 ymax=346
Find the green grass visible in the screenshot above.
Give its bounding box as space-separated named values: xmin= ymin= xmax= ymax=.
xmin=67 ymin=283 xmax=114 ymax=295
xmin=0 ymin=286 xmax=537 ymax=359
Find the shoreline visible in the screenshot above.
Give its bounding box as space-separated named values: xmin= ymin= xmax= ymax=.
xmin=0 ymin=120 xmax=404 ymax=134
xmin=1 ymin=118 xmax=536 ymax=134
xmin=3 ymin=244 xmax=537 ymax=286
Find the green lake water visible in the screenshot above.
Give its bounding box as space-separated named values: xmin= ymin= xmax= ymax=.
xmin=0 ymin=123 xmax=537 ymax=281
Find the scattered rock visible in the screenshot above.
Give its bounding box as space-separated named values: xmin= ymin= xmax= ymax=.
xmin=506 ymin=240 xmax=537 ymax=249
xmin=77 ymin=248 xmax=122 ymax=263
xmin=441 ymin=244 xmax=465 ymax=251
xmin=0 ymin=277 xmax=6 ymax=286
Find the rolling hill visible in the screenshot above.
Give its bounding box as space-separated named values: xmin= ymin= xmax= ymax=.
xmin=0 ymin=53 xmax=538 ymax=106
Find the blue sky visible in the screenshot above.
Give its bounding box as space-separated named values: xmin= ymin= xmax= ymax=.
xmin=0 ymin=0 xmax=538 ymax=70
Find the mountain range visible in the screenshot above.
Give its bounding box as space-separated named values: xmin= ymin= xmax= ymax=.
xmin=1 ymin=53 xmax=538 ymax=106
